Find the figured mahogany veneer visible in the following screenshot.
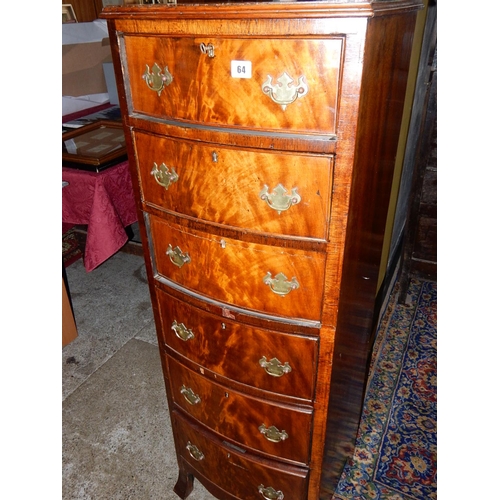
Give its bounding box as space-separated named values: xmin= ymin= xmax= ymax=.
xmin=123 ymin=36 xmax=342 ymax=136
xmin=167 ymin=355 xmax=313 ymax=464
xmin=133 ymin=131 xmax=334 ymax=240
xmin=158 ymin=290 xmax=319 ymax=401
xmin=172 ymin=411 xmax=310 ymax=500
xmin=148 ymin=214 xmax=327 ymax=322
xmin=101 ymin=2 xmax=422 ymax=498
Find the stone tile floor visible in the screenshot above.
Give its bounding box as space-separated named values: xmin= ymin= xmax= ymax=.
xmin=62 ymin=251 xmax=217 ymax=499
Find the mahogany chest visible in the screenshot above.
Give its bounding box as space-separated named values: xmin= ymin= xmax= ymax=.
xmin=101 ymin=2 xmax=422 ymax=498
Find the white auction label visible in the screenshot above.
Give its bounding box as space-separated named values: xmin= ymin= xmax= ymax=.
xmin=231 ymin=60 xmax=252 ymax=79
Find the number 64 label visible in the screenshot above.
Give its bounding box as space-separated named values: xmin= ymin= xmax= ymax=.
xmin=231 ymin=60 xmax=252 ymax=79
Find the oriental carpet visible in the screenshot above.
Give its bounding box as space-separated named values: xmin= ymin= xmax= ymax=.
xmin=63 ymin=225 xmax=83 ymax=268
xmin=334 ymin=278 xmax=437 ymax=500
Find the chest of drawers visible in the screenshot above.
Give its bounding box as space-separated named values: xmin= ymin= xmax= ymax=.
xmin=101 ymin=2 xmax=422 ymax=498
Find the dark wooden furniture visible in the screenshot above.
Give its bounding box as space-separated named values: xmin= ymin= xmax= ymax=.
xmin=398 ymin=6 xmax=437 ymax=300
xmin=399 ymin=73 xmax=437 ymax=300
xmin=62 ymin=120 xmax=127 ymax=171
xmin=101 ymin=2 xmax=422 ymax=498
xmin=62 ymin=277 xmax=78 ymax=346
xmin=63 ymin=0 xmax=104 ymax=23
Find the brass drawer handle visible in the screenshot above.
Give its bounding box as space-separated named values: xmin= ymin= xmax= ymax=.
xmin=200 ymin=42 xmax=215 ymax=58
xmin=180 ymin=385 xmax=201 ymax=405
xmin=258 ymin=485 xmax=284 ymax=500
xmin=166 ymin=244 xmax=191 ymax=268
xmin=258 ymin=424 xmax=289 ymax=443
xmin=151 ymin=162 xmax=179 ymax=190
xmin=259 ymin=184 xmax=301 ymax=214
xmin=263 ymin=272 xmax=299 ymax=296
xmin=171 ymin=320 xmax=194 ymax=341
xmin=186 ymin=441 xmax=205 ymax=461
xmin=259 ymin=356 xmax=292 ymax=378
xmin=142 ymin=63 xmax=173 ymax=96
xmin=262 ymin=71 xmax=308 ymax=111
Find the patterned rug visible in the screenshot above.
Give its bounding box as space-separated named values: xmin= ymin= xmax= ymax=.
xmin=63 ymin=227 xmax=83 ymax=268
xmin=334 ymin=278 xmax=437 ymax=500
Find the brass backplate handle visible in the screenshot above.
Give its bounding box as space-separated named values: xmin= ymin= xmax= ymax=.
xmin=259 ymin=356 xmax=292 ymax=377
xmin=263 ymin=272 xmax=299 ymax=296
xmin=262 ymin=71 xmax=308 ymax=111
xmin=259 ymin=184 xmax=301 ymax=214
xmin=259 ymin=424 xmax=289 ymax=443
xmin=186 ymin=441 xmax=205 ymax=461
xmin=142 ymin=63 xmax=173 ymax=96
xmin=180 ymin=385 xmax=201 ymax=405
xmin=171 ymin=320 xmax=194 ymax=341
xmin=151 ymin=162 xmax=179 ymax=190
xmin=166 ymin=244 xmax=191 ymax=268
xmin=258 ymin=485 xmax=284 ymax=500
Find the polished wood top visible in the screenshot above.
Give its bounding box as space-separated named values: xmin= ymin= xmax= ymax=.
xmin=100 ymin=0 xmax=423 ymax=21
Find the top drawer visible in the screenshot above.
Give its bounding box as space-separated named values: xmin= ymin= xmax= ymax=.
xmin=121 ymin=35 xmax=343 ymax=136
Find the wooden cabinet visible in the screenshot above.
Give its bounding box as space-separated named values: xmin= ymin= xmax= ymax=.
xmin=101 ymin=2 xmax=422 ymax=498
xmin=64 ymin=0 xmax=103 ymax=22
xmin=62 ymin=277 xmax=78 ymax=346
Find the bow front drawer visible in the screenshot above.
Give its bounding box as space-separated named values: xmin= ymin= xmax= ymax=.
xmin=167 ymin=356 xmax=313 ymax=464
xmin=159 ymin=290 xmax=318 ymax=401
xmin=134 ymin=131 xmax=334 ymax=240
xmin=172 ymin=410 xmax=309 ymax=499
xmin=148 ymin=215 xmax=326 ymax=323
xmin=122 ymin=35 xmax=342 ymax=136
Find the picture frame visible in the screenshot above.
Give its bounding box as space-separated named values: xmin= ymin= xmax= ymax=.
xmin=62 ymin=121 xmax=127 ymax=172
xmin=62 ymin=4 xmax=78 ymax=23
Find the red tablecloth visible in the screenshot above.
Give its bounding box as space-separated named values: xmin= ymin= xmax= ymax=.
xmin=62 ymin=161 xmax=138 ymax=271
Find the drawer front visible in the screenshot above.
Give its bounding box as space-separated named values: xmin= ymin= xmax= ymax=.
xmin=172 ymin=410 xmax=309 ymax=500
xmin=158 ymin=291 xmax=318 ymax=401
xmin=149 ymin=215 xmax=326 ymax=322
xmin=167 ymin=356 xmax=312 ymax=464
xmin=123 ymin=35 xmax=342 ymax=135
xmin=134 ymin=131 xmax=333 ymax=240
